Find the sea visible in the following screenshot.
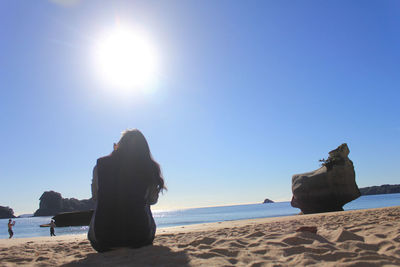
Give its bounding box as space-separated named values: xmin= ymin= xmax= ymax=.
xmin=1 ymin=193 xmax=399 ymax=239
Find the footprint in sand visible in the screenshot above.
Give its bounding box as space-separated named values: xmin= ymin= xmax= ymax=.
xmin=227 ymin=241 xmax=246 ymax=248
xmin=197 ymin=244 xmax=212 ymax=249
xmin=189 ymin=237 xmax=216 ymax=247
xmin=250 ymin=249 xmax=267 ymax=255
xmin=248 ymin=242 xmax=260 ymax=247
xmin=282 ymin=245 xmax=329 ymax=257
xmin=379 ymin=244 xmax=396 ymax=253
xmin=266 ymin=241 xmax=288 ymax=247
xmin=4 ymin=257 xmax=34 ymax=263
xmin=248 ymin=261 xmax=270 ymax=267
xmin=332 ymin=229 xmax=364 ymax=242
xmin=281 ymin=235 xmax=314 ymax=246
xmin=227 ymin=258 xmax=238 ymax=264
xmin=312 ymin=251 xmax=358 ymax=261
xmin=36 ymin=256 xmax=50 ymax=262
xmin=348 ymin=227 xmax=363 ymax=233
xmin=236 ymin=239 xmax=248 ymax=246
xmin=209 ymin=248 xmax=239 ymax=257
xmin=374 ymin=234 xmax=387 ymax=239
xmin=245 ymin=231 xmax=265 ymax=238
xmin=194 ymin=251 xmax=221 ymax=259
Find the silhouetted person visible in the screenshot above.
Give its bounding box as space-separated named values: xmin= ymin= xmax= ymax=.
xmin=8 ymin=219 xmax=15 ymax=239
xmin=50 ymin=220 xmax=56 ymax=236
xmin=88 ymin=129 xmax=166 ymax=252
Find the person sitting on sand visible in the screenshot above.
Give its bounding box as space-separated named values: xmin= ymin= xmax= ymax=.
xmin=88 ymin=129 xmax=166 ymax=252
xmin=8 ymin=219 xmax=16 ymax=239
xmin=50 ymin=220 xmax=56 ymax=236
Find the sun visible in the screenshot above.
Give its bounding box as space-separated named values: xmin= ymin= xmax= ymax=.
xmin=93 ymin=26 xmax=158 ymax=91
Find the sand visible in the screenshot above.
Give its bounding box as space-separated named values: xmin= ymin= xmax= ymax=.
xmin=1 ymin=206 xmax=400 ymax=266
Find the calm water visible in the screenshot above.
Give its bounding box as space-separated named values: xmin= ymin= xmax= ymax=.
xmin=1 ymin=193 xmax=399 ymax=239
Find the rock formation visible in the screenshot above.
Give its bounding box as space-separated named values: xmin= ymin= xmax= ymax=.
xmin=52 ymin=210 xmax=94 ymax=227
xmin=291 ymin=143 xmax=360 ymax=214
xmin=34 ymin=191 xmax=95 ymax=216
xmin=0 ymin=206 xmax=16 ymax=219
xmin=263 ymin=198 xmax=274 ymax=204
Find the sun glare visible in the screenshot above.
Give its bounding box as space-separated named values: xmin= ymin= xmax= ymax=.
xmin=94 ymin=26 xmax=158 ymax=91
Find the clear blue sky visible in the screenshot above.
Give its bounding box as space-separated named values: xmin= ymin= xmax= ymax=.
xmin=1 ymin=0 xmax=399 ymax=215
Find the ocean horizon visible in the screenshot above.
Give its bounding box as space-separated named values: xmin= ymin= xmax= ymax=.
xmin=1 ymin=193 xmax=399 ymax=239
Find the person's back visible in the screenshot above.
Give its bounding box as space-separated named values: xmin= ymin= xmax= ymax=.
xmin=88 ymin=129 xmax=165 ymax=252
xmin=93 ymin=155 xmax=155 ymax=248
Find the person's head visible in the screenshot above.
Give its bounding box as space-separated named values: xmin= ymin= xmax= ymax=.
xmin=114 ymin=129 xmax=166 ymax=192
xmin=115 ymin=129 xmax=151 ymax=160
xmin=9 ymin=219 xmax=11 ymax=222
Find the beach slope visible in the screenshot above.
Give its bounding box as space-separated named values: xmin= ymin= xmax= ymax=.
xmin=1 ymin=206 xmax=400 ymax=266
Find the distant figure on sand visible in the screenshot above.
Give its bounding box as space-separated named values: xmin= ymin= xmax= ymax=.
xmin=50 ymin=220 xmax=56 ymax=236
xmin=8 ymin=219 xmax=16 ymax=239
xmin=88 ymin=129 xmax=166 ymax=252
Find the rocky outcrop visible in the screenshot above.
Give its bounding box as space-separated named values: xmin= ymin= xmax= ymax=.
xmin=34 ymin=191 xmax=63 ymax=216
xmin=34 ymin=191 xmax=95 ymax=217
xmin=52 ymin=210 xmax=94 ymax=227
xmin=0 ymin=206 xmax=16 ymax=219
xmin=291 ymin=143 xmax=360 ymax=214
xmin=263 ymin=198 xmax=274 ymax=204
xmin=360 ymin=184 xmax=400 ymax=195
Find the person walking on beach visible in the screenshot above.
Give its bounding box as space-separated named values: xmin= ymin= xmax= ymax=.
xmin=8 ymin=219 xmax=16 ymax=239
xmin=50 ymin=220 xmax=56 ymax=236
xmin=88 ymin=129 xmax=166 ymax=252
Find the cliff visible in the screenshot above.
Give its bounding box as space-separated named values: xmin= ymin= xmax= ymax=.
xmin=34 ymin=191 xmax=95 ymax=217
xmin=0 ymin=206 xmax=16 ymax=219
xmin=360 ymin=184 xmax=400 ymax=196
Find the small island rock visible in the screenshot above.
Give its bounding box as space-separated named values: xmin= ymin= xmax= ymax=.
xmin=263 ymin=198 xmax=274 ymax=204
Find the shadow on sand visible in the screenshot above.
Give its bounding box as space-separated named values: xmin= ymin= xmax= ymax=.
xmin=62 ymin=245 xmax=190 ymax=267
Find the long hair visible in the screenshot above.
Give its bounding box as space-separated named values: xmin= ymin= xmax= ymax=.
xmin=112 ymin=129 xmax=166 ymax=192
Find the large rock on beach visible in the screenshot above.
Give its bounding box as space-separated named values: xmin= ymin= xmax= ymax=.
xmin=34 ymin=191 xmax=95 ymax=216
xmin=291 ymin=143 xmax=360 ymax=214
xmin=0 ymin=206 xmax=16 ymax=219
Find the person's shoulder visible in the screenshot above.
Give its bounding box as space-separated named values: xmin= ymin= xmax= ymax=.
xmin=97 ymin=155 xmax=112 ymax=165
xmin=97 ymin=155 xmax=117 ymax=169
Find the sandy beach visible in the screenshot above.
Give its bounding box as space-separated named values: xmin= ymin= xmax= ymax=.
xmin=1 ymin=206 xmax=400 ymax=266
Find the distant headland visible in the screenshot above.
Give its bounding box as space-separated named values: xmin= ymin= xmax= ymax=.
xmin=0 ymin=206 xmax=16 ymax=219
xmin=359 ymin=184 xmax=400 ymax=196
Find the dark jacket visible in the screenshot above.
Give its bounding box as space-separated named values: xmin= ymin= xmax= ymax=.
xmin=88 ymin=154 xmax=156 ymax=251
